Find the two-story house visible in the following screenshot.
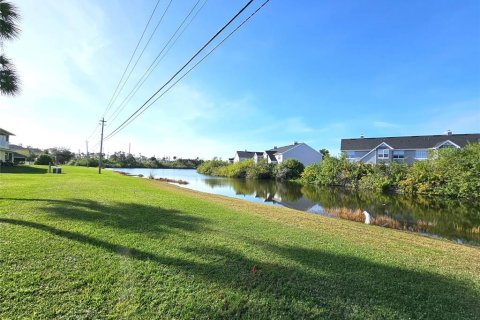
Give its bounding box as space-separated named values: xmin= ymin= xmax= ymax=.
xmin=233 ymin=142 xmax=322 ymax=166
xmin=0 ymin=128 xmax=15 ymax=165
xmin=341 ymin=131 xmax=480 ymax=165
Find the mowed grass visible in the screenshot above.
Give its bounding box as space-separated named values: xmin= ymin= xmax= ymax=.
xmin=0 ymin=166 xmax=479 ymax=319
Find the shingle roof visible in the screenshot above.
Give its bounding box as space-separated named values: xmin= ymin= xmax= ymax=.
xmin=341 ymin=133 xmax=480 ymax=150
xmin=0 ymin=128 xmax=15 ymax=136
xmin=267 ymin=143 xmax=300 ymax=154
xmin=12 ymin=152 xmax=26 ymax=159
xmin=236 ymin=151 xmax=262 ymax=158
xmin=264 ymin=150 xmax=277 ymax=161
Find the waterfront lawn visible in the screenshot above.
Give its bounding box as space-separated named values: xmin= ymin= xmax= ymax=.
xmin=0 ymin=166 xmax=479 ymax=319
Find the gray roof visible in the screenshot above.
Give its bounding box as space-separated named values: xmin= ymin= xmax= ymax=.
xmin=0 ymin=128 xmax=15 ymax=136
xmin=264 ymin=150 xmax=277 ymax=161
xmin=236 ymin=151 xmax=262 ymax=158
xmin=267 ymin=143 xmax=300 ymax=154
xmin=341 ymin=133 xmax=480 ymax=150
xmin=12 ymin=152 xmax=26 ymax=159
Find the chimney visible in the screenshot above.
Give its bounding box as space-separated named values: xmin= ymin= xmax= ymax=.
xmin=444 ymin=129 xmax=452 ymax=136
xmin=294 ymin=141 xmax=299 ymax=145
xmin=273 ymin=146 xmax=277 ymax=149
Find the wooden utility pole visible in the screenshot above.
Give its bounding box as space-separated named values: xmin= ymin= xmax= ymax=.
xmin=98 ymin=118 xmax=106 ymax=174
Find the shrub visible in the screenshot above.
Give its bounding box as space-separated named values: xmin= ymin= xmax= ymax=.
xmin=246 ymin=159 xmax=274 ymax=179
xmin=34 ymin=154 xmax=54 ymax=165
xmin=359 ymin=169 xmax=390 ymax=192
xmin=275 ymin=159 xmax=304 ymax=180
xmin=197 ymin=160 xmax=228 ymax=176
xmin=224 ymin=159 xmax=255 ymax=178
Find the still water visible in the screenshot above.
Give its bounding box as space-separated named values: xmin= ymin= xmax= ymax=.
xmin=111 ymin=168 xmax=480 ymax=245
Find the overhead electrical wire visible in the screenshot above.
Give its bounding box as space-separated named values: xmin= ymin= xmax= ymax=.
xmin=104 ymin=0 xmax=174 ymax=119
xmin=107 ymin=0 xmax=208 ymax=126
xmin=101 ymin=0 xmax=162 ymax=119
xmin=104 ymin=0 xmax=261 ymax=140
xmin=106 ymin=0 xmax=270 ymax=142
xmin=104 ymin=0 xmax=269 ymax=141
xmin=86 ymin=123 xmax=100 ymax=142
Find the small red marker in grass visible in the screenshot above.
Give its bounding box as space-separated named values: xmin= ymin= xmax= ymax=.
xmin=251 ymin=265 xmax=257 ymax=275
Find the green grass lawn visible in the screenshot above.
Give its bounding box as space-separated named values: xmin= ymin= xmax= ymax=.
xmin=0 ymin=166 xmax=479 ymax=319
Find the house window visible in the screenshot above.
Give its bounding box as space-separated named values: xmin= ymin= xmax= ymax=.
xmin=392 ymin=150 xmax=404 ymax=160
xmin=378 ymin=149 xmax=389 ymax=159
xmin=415 ymin=150 xmax=428 ymax=159
xmin=346 ymin=151 xmax=356 ymax=158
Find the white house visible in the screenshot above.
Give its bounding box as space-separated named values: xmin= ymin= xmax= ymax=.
xmin=233 ymin=150 xmax=262 ymax=163
xmin=233 ymin=142 xmax=322 ymax=166
xmin=0 ymin=128 xmax=15 ymax=164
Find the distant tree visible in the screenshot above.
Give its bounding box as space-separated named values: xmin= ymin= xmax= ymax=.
xmin=50 ymin=148 xmax=75 ymax=164
xmin=34 ymin=154 xmax=53 ymax=165
xmin=319 ymin=148 xmax=330 ymax=158
xmin=125 ymin=154 xmax=137 ymax=167
xmin=0 ymin=0 xmax=20 ymax=95
xmin=26 ymin=149 xmax=36 ymax=162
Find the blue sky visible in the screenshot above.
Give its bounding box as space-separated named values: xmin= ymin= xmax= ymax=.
xmin=1 ymin=0 xmax=479 ymax=159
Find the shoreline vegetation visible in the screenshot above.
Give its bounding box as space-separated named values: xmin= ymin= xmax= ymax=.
xmin=1 ymin=166 xmax=479 ymax=318
xmin=117 ymin=170 xmax=189 ymax=185
xmin=197 ymin=142 xmax=480 ymax=200
xmin=69 ymin=152 xmax=204 ymax=169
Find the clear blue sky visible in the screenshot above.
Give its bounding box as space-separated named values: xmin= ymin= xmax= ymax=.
xmin=1 ymin=0 xmax=479 ymax=159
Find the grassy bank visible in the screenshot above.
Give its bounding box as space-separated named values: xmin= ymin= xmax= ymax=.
xmin=0 ymin=166 xmax=479 ymax=319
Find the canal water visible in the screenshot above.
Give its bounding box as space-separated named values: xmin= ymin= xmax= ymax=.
xmin=110 ymin=168 xmax=480 ymax=245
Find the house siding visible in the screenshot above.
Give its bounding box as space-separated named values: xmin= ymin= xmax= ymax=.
xmin=403 ymin=150 xmax=416 ymax=165
xmin=362 ymin=150 xmax=377 ymax=164
xmin=282 ymin=144 xmax=322 ymax=166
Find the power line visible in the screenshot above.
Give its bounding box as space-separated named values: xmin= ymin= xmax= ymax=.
xmin=105 ymin=0 xmax=270 ymax=141
xmin=104 ymin=0 xmax=174 ymax=120
xmin=107 ymin=0 xmax=208 ymax=126
xmin=86 ymin=123 xmax=100 ymax=141
xmin=104 ymin=0 xmax=258 ymax=141
xmin=102 ymin=0 xmax=162 ymax=119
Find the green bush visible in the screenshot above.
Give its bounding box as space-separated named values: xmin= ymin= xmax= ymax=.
xmin=224 ymin=159 xmax=255 ymax=178
xmin=246 ymin=159 xmax=274 ymax=179
xmin=301 ymin=142 xmax=480 ymax=199
xmin=197 ymin=160 xmax=228 ymax=176
xmin=275 ymin=159 xmax=304 ymax=180
xmin=34 ymin=154 xmax=53 ymax=165
xmin=399 ymin=143 xmax=480 ymax=199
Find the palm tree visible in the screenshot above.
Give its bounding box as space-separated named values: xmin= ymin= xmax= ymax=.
xmin=0 ymin=0 xmax=20 ymax=96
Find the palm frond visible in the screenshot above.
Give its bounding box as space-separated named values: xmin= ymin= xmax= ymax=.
xmin=0 ymin=54 xmax=19 ymax=95
xmin=0 ymin=0 xmax=20 ymax=40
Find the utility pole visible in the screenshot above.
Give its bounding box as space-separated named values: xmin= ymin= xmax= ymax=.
xmin=85 ymin=140 xmax=89 ymax=168
xmin=98 ymin=118 xmax=106 ymax=174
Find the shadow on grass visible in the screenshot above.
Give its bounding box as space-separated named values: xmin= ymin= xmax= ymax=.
xmin=0 ymin=166 xmax=47 ymax=174
xmin=0 ymin=198 xmax=207 ymax=235
xmin=1 ymin=214 xmax=479 ymax=318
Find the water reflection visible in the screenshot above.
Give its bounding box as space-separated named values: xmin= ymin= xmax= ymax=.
xmin=112 ymin=168 xmax=480 ymax=245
